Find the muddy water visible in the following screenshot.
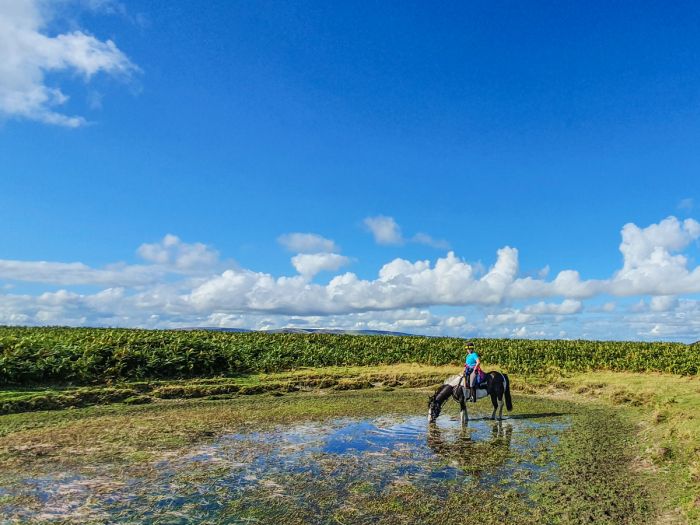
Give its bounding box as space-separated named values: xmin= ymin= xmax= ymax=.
xmin=0 ymin=414 xmax=569 ymax=524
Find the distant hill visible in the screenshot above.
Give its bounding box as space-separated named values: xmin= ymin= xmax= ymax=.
xmin=179 ymin=327 xmax=415 ymax=337
xmin=178 ymin=327 xmax=252 ymax=333
xmin=263 ymin=328 xmax=414 ymax=336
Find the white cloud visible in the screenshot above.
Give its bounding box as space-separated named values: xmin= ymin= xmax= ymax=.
xmin=364 ymin=215 xmax=449 ymax=249
xmin=0 ymin=235 xmax=221 ymax=286
xmin=512 ymin=326 xmax=529 ymax=338
xmin=184 ymin=248 xmax=522 ymax=316
xmin=444 ymin=315 xmax=467 ymax=328
xmin=485 ymin=311 xmax=535 ymax=326
xmin=649 ymin=295 xmax=678 ymax=312
xmin=524 ymin=299 xmax=582 ymax=315
xmin=624 ymin=299 xmax=700 ymax=340
xmin=0 ymin=0 xmax=137 ymax=126
xmin=411 ymin=233 xmax=450 ymax=249
xmin=277 ymin=233 xmax=338 ymax=253
xmin=610 ymin=217 xmax=700 ymax=296
xmin=678 ymin=198 xmax=694 ymax=212
xmin=364 ymin=215 xmax=403 ymax=245
xmin=137 ymin=234 xmax=220 ymax=272
xmin=291 ymin=253 xmax=350 ymax=279
xmin=3 ymin=216 xmax=700 ymax=341
xmin=0 ymin=259 xmax=159 ymax=286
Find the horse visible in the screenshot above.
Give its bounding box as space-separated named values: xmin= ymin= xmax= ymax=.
xmin=428 ymin=371 xmax=512 ymax=425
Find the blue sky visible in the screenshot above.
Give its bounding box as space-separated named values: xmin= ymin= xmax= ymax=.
xmin=1 ymin=1 xmax=700 ymax=340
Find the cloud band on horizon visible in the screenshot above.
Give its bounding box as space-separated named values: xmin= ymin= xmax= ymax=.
xmin=0 ymin=216 xmax=699 ymax=341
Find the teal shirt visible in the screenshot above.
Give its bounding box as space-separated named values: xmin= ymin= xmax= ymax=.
xmin=465 ymin=352 xmax=479 ymax=367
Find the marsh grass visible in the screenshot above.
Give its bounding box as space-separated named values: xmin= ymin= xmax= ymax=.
xmin=1 ymin=367 xmax=698 ymax=523
xmin=519 ymin=371 xmax=700 ymax=523
xmin=0 ymin=363 xmax=455 ymax=415
xmin=0 ymin=392 xmax=573 ymax=524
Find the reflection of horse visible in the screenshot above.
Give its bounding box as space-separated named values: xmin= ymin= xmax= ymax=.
xmin=428 ymin=371 xmax=512 ymax=424
xmin=426 ymin=421 xmax=513 ymax=474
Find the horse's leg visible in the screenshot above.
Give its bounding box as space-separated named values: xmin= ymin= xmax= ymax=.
xmin=490 ymin=391 xmax=497 ymax=420
xmin=459 ymin=389 xmax=468 ymax=426
xmin=497 ymin=385 xmax=505 ymax=420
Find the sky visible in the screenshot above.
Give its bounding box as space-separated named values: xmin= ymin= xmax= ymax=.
xmin=1 ymin=0 xmax=700 ymax=341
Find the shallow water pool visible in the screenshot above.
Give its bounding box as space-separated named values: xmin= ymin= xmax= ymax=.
xmin=0 ymin=411 xmax=569 ymax=524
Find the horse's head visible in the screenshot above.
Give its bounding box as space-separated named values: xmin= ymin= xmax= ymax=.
xmin=428 ymin=394 xmax=441 ymax=423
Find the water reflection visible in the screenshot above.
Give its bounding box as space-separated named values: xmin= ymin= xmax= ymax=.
xmin=427 ymin=421 xmax=513 ymax=476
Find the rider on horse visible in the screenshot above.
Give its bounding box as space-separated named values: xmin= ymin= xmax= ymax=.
xmin=464 ymin=341 xmax=483 ymax=402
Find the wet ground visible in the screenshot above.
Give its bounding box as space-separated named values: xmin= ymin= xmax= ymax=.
xmin=0 ymin=410 xmax=570 ymax=524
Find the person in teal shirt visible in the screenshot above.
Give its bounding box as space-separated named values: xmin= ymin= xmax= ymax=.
xmin=464 ymin=341 xmax=481 ymax=402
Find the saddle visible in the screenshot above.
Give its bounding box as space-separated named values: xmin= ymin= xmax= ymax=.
xmin=460 ymin=372 xmax=488 ymax=390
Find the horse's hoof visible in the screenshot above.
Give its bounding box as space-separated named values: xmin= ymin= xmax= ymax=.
xmin=490 ymin=416 xmax=495 ymax=421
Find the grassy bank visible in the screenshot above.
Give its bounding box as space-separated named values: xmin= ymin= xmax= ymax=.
xmin=0 ymin=363 xmax=456 ymax=415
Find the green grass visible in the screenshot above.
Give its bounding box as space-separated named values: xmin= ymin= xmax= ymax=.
xmin=527 ymin=371 xmax=700 ymax=523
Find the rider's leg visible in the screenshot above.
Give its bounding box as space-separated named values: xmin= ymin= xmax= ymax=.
xmin=470 ymin=370 xmax=477 ymax=401
xmin=464 ymin=367 xmax=472 ymax=401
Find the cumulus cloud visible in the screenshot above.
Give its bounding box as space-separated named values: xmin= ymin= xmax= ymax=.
xmin=610 ymin=217 xmax=700 ymax=296
xmin=277 ymin=233 xmax=338 ymax=253
xmin=291 ymin=253 xmax=350 ymax=279
xmin=364 ymin=216 xmax=403 ymax=245
xmin=187 ymin=248 xmax=520 ymax=315
xmin=0 ymin=0 xmax=137 ymax=126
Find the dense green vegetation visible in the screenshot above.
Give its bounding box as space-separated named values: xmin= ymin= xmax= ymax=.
xmin=1 ymin=326 xmax=697 ymax=385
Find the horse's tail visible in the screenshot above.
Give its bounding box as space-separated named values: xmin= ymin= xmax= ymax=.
xmin=503 ymin=373 xmax=513 ymax=411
